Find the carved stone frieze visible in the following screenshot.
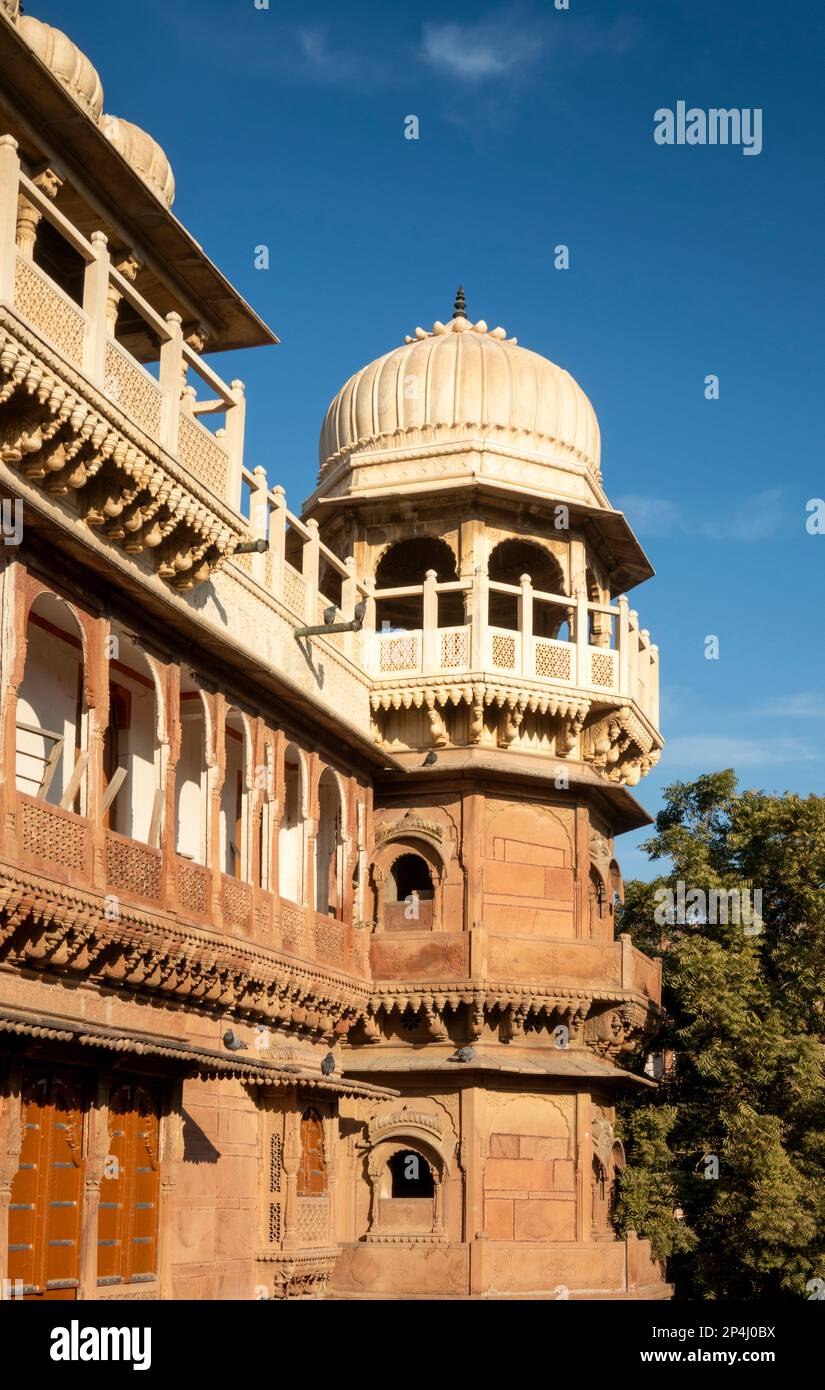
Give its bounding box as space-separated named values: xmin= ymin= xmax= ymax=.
xmin=0 ymin=317 xmax=246 ymax=589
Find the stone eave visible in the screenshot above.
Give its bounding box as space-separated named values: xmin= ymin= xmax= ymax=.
xmin=0 ymin=1001 xmax=396 ymax=1098
xmin=0 ymin=15 xmax=278 ymax=353
xmin=305 ymin=470 xmax=653 ymax=595
xmin=373 ymin=751 xmax=654 ymax=834
xmin=342 ymin=1047 xmax=657 ymax=1089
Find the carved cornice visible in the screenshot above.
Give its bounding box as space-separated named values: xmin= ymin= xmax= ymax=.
xmin=0 ymin=861 xmax=369 ymax=1038
xmin=0 ymin=312 xmax=245 ymax=589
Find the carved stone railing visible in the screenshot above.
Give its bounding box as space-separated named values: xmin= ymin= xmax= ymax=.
xmin=0 ymin=136 xmax=249 ymax=590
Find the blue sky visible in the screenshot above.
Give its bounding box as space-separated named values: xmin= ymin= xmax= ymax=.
xmin=39 ymin=0 xmax=825 ymax=877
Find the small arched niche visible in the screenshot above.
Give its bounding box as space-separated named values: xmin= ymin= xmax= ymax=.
xmin=16 ymin=591 xmax=88 ymax=814
xmin=370 ymin=1141 xmax=442 ymax=1238
xmin=384 ymin=851 xmax=435 ymax=930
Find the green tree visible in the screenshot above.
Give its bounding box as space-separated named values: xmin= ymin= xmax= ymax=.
xmin=613 ymin=771 xmax=825 ymax=1299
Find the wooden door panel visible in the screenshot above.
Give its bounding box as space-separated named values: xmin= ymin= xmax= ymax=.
xmin=8 ymin=1070 xmax=83 ymax=1299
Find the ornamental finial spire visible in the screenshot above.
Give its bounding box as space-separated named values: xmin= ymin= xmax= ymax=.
xmin=453 ymin=285 xmax=467 ymax=319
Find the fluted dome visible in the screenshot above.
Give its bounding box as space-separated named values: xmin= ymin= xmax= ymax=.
xmin=18 ymin=16 xmax=104 ymax=120
xmin=319 ymin=305 xmax=601 ymax=483
xmin=101 ymin=115 xmax=175 ymax=208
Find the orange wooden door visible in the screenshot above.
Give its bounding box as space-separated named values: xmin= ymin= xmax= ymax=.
xmin=297 ymin=1108 xmax=326 ymax=1196
xmin=98 ymin=1080 xmax=160 ymax=1286
xmin=8 ymin=1070 xmax=84 ymax=1299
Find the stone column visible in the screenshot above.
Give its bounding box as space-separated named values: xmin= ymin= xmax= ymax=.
xmin=79 ymin=1073 xmax=109 ymax=1299
xmin=0 ymin=136 xmax=21 ymax=300
xmin=575 ymin=1091 xmax=592 ymax=1243
xmin=281 ymin=1102 xmax=300 ymax=1249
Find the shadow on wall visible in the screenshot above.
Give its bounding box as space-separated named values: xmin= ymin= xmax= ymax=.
xmin=182 ymin=1109 xmax=221 ymax=1163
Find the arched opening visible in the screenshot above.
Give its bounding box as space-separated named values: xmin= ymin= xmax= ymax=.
xmin=587 ymin=567 xmax=612 ymax=648
xmin=316 ymin=769 xmax=344 ymax=918
xmin=388 ymin=1149 xmax=435 ymax=1198
xmin=103 ymin=627 xmax=160 ymax=844
xmin=488 ymin=539 xmax=569 ymax=638
xmin=220 ymin=708 xmax=248 ymax=879
xmin=384 ymin=851 xmax=435 ymax=929
xmin=297 ymin=1107 xmax=327 ymax=1196
xmin=15 ymin=592 xmax=88 ymax=814
xmin=279 ymin=745 xmax=305 ymax=904
xmin=374 ymin=538 xmax=462 ymax=629
xmin=175 ymin=675 xmax=207 ymax=864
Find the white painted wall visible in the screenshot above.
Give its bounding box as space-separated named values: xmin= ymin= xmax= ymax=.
xmin=219 ymin=722 xmax=245 ymax=877
xmin=175 ymin=708 xmax=205 ymax=862
xmin=279 ymin=755 xmax=304 ymax=903
xmin=16 ymin=619 xmax=82 ymax=806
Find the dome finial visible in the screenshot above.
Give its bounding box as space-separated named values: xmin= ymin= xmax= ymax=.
xmin=453 ymin=285 xmax=467 ymax=320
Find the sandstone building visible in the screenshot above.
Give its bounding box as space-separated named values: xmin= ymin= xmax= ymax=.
xmin=0 ymin=3 xmax=669 ymax=1299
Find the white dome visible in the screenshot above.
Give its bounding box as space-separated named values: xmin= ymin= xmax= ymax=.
xmin=319 ymin=305 xmax=601 ymax=484
xmin=101 ymin=115 xmax=175 ymax=208
xmin=18 ymin=15 xmax=104 ymax=120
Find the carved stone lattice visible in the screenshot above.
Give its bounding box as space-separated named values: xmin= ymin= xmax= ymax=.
xmin=14 ymin=256 xmax=85 ymax=366
xmin=379 ymin=633 xmax=419 ymax=673
xmin=282 ymin=564 xmax=306 ymax=616
xmin=177 ymin=860 xmax=209 ymax=916
xmin=534 ymin=640 xmax=572 ymax=681
xmin=491 ymin=632 xmax=516 ymax=670
xmin=21 ymin=798 xmax=88 ymax=873
xmin=314 ymin=914 xmax=344 ymax=965
xmin=440 ymin=628 xmax=468 ymax=668
xmin=105 ymin=833 xmax=162 ymax=902
xmin=296 ymin=1198 xmax=329 ymax=1246
xmin=281 ymin=902 xmax=304 ymax=951
xmin=176 ymin=412 xmax=228 ymax=498
xmin=590 ymin=648 xmax=617 ymax=689
xmin=104 ymin=340 xmax=163 ymax=439
xmin=222 ymin=877 xmax=250 ymax=933
xmin=269 ymin=1129 xmax=282 ymax=1243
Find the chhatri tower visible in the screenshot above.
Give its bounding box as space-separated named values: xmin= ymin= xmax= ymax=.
xmin=0 ymin=1 xmax=668 ymax=1300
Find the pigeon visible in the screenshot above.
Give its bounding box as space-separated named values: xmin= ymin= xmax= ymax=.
xmin=455 ymin=1046 xmax=475 ymax=1063
xmin=422 ymin=751 xmax=438 ymax=767
xmin=222 ymin=1028 xmax=247 ymax=1052
xmin=321 ymin=1052 xmax=336 ymax=1076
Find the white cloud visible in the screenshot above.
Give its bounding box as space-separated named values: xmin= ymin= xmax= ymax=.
xmin=663 ymin=735 xmax=820 ymax=767
xmin=699 ymin=489 xmax=783 ymax=542
xmin=421 ymin=15 xmax=545 ymax=82
xmin=615 ymin=488 xmax=787 ymax=542
xmin=757 ymin=693 xmax=825 ymax=718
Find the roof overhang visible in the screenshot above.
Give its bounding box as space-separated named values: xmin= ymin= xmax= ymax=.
xmin=0 ymin=14 xmax=278 ymax=352
xmin=0 ymin=1003 xmax=397 ymax=1100
xmin=374 ymin=748 xmax=654 ymax=834
xmin=343 ymin=1046 xmax=657 ymax=1088
xmin=308 ymin=476 xmax=654 ymax=594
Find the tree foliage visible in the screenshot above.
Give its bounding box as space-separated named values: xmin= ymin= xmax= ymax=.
xmin=613 ymin=771 xmax=825 ymax=1299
